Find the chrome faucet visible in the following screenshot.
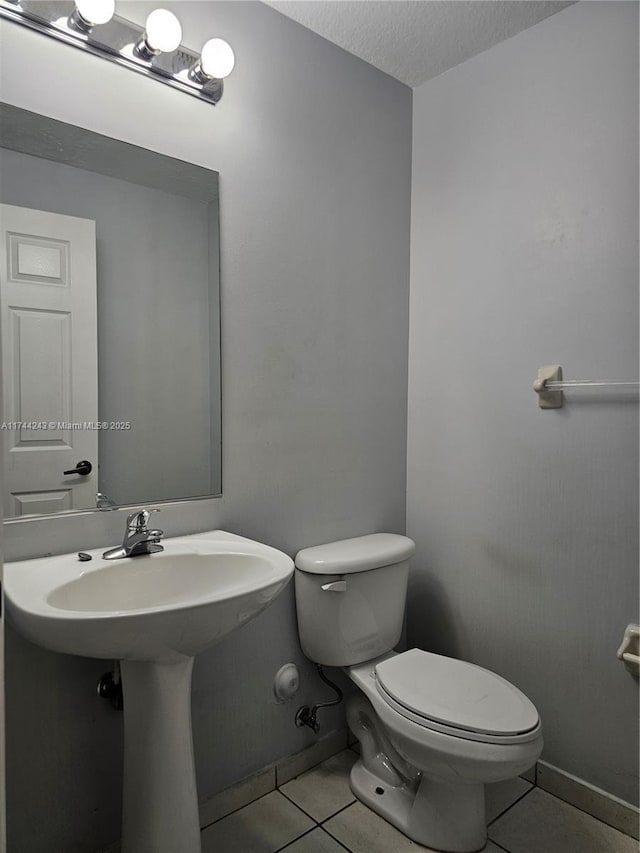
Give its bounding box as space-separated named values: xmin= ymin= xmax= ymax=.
xmin=102 ymin=509 xmax=164 ymax=560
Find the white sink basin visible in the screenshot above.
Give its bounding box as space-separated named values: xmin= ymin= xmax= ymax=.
xmin=5 ymin=528 xmax=294 ymax=853
xmin=5 ymin=529 xmax=294 ymax=661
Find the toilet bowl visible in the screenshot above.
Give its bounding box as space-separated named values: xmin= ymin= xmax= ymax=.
xmin=294 ymin=534 xmax=543 ymax=853
xmin=345 ymin=650 xmax=542 ymax=851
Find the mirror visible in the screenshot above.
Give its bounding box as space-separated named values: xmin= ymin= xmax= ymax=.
xmin=0 ymin=103 xmax=221 ymax=518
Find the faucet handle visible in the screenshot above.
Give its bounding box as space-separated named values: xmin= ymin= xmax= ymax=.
xmin=126 ymin=508 xmax=160 ymax=530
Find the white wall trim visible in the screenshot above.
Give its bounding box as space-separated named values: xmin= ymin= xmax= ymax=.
xmin=537 ymin=760 xmax=639 ymax=840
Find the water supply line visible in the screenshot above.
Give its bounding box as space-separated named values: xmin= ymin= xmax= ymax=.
xmin=295 ymin=665 xmax=343 ymax=733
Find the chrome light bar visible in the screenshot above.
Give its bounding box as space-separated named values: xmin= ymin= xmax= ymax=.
xmin=0 ymin=0 xmax=235 ymax=106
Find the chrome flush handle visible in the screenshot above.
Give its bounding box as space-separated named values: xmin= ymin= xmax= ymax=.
xmin=321 ymin=579 xmax=347 ymax=592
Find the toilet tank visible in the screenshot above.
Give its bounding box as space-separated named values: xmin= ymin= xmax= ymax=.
xmin=294 ymin=533 xmax=416 ymax=667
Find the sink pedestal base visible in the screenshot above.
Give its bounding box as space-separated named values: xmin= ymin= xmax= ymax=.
xmin=121 ymin=657 xmax=201 ymax=853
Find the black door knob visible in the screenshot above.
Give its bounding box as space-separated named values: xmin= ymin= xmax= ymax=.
xmin=63 ymin=460 xmax=93 ymax=476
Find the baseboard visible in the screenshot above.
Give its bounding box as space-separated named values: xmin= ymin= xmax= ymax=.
xmin=199 ymin=728 xmax=349 ymax=828
xmin=275 ymin=728 xmax=349 ymax=786
xmin=537 ymin=760 xmax=639 ymax=840
xmin=520 ymin=763 xmax=536 ymax=785
xmin=198 ymin=766 xmax=276 ymax=829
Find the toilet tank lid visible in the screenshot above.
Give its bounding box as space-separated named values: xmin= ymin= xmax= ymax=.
xmin=295 ymin=533 xmax=415 ymax=575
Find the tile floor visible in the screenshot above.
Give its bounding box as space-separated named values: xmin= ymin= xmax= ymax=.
xmin=200 ymin=749 xmax=638 ymax=853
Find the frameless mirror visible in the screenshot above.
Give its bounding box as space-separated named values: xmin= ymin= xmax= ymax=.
xmin=0 ymin=103 xmax=221 ymax=518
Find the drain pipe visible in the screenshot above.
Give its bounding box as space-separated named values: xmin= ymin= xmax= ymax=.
xmin=295 ymin=665 xmax=343 ymax=734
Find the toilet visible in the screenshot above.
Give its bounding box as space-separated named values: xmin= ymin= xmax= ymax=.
xmin=294 ymin=533 xmax=543 ymax=853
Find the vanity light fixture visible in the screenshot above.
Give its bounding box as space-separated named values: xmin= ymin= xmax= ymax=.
xmin=133 ymin=8 xmax=182 ymax=61
xmin=68 ymin=0 xmax=115 ymax=34
xmin=188 ymin=37 xmax=235 ymax=83
xmin=0 ymin=0 xmax=234 ymax=105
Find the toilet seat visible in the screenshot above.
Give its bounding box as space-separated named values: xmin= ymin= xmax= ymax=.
xmin=375 ymin=649 xmax=540 ymax=745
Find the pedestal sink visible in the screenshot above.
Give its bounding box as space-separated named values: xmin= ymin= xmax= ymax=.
xmin=4 ymin=529 xmax=294 ymax=853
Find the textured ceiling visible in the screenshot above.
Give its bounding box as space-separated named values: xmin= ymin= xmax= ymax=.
xmin=264 ymin=1 xmax=575 ymax=87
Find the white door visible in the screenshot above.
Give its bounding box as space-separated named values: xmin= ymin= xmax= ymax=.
xmin=0 ymin=204 xmax=98 ymax=516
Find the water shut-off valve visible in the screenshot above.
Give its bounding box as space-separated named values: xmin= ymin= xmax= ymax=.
xmin=295 ymin=664 xmax=343 ymax=734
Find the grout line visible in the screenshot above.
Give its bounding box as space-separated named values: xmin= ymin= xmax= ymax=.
xmin=322 ymin=820 xmax=356 ymax=850
xmin=487 ymin=785 xmax=535 ymax=827
xmin=200 ymin=801 xmax=253 ymax=830
xmin=277 ymin=787 xmax=324 ymax=824
xmin=275 ymin=824 xmax=353 ymax=853
xmin=319 ymin=825 xmax=352 ymax=852
xmin=273 ymin=825 xmax=321 ymax=853
xmin=320 ymin=801 xmax=357 ymax=825
xmin=279 ymin=784 xmax=357 ymax=827
xmin=276 ymin=823 xmax=353 ymax=853
xmin=200 ymin=788 xmax=284 ymax=830
xmin=489 ymin=840 xmax=513 ymax=853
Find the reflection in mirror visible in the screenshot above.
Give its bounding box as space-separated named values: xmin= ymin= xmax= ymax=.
xmin=0 ymin=104 xmax=221 ymax=518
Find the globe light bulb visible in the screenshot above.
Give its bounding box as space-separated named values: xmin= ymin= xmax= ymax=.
xmin=144 ymin=8 xmax=182 ymax=53
xmin=200 ymin=38 xmax=235 ymax=79
xmin=75 ymin=0 xmax=115 ymax=26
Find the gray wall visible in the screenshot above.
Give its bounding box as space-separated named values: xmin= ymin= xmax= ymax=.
xmin=0 ymin=3 xmax=412 ymax=851
xmin=407 ymin=0 xmax=638 ymax=806
xmin=0 ymin=148 xmax=216 ymax=506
